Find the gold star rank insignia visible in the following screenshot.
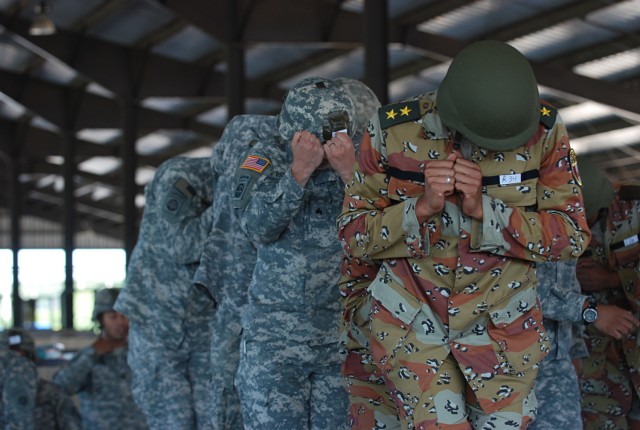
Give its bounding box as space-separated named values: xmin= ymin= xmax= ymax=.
xmin=379 ymin=100 xmax=421 ymax=129
xmin=538 ymin=102 xmax=557 ymax=129
xmin=400 ymin=106 xmax=412 ymax=116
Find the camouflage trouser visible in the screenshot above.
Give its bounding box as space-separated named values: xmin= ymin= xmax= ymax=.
xmin=340 ymin=292 xmax=401 ymax=429
xmin=209 ymin=314 xmax=244 ymax=430
xmin=236 ymin=337 xmax=350 ymax=430
xmin=128 ymin=324 xmax=213 ymax=430
xmin=370 ymin=298 xmax=538 ymax=430
xmin=530 ymin=356 xmax=583 ymax=430
xmin=579 ymin=331 xmax=640 ymax=430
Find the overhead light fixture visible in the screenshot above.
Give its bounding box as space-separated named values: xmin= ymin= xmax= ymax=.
xmin=29 ymin=1 xmax=56 ymax=36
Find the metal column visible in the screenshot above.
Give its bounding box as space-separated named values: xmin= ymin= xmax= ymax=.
xmin=364 ymin=0 xmax=389 ymax=105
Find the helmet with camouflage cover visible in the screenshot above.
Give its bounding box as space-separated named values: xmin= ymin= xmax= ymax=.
xmin=92 ymin=288 xmax=121 ymax=322
xmin=0 ymin=327 xmax=36 ymax=361
xmin=277 ymin=77 xmax=356 ymax=143
xmin=577 ymin=156 xmax=615 ymax=221
xmin=334 ymin=77 xmax=381 ymax=136
xmin=437 ymin=40 xmax=540 ymax=151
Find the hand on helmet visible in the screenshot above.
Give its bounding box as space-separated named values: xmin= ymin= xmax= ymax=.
xmin=291 ymin=131 xmax=324 ymax=187
xmin=324 ymin=131 xmax=355 ymax=184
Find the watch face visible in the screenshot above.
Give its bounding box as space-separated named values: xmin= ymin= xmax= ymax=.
xmin=583 ymin=308 xmax=598 ymax=323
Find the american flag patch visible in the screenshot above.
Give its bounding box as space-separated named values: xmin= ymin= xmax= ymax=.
xmin=241 ymin=155 xmax=270 ymax=173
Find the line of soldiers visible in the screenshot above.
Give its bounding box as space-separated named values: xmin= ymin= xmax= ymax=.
xmin=2 ymin=40 xmax=640 ymax=430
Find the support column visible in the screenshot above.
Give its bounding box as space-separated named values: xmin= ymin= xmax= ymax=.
xmin=364 ymin=0 xmax=389 ymax=105
xmin=226 ymin=0 xmax=245 ymax=118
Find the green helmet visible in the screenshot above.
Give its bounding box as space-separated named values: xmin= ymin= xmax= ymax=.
xmin=577 ymin=157 xmax=615 ymax=220
xmin=277 ymin=77 xmax=356 ymax=143
xmin=1 ymin=327 xmax=36 ymax=360
xmin=92 ymin=288 xmax=120 ymax=321
xmin=437 ymin=40 xmax=540 ymax=151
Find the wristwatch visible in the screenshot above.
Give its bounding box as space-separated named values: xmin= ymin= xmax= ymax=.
xmin=582 ymin=300 xmax=599 ymax=324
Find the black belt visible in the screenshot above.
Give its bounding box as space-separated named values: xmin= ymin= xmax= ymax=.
xmin=386 ymin=167 xmax=540 ymax=187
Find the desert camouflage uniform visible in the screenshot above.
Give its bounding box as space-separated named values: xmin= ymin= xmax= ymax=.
xmin=531 ymin=260 xmax=587 ymax=430
xmin=577 ymin=185 xmax=640 ymax=430
xmin=115 ymin=156 xmax=215 ymax=430
xmin=232 ymin=77 xmax=356 ymax=430
xmin=0 ymin=343 xmax=36 ymax=430
xmin=337 ymin=92 xmax=591 ymax=429
xmin=35 ymin=379 xmax=82 ymax=430
xmin=192 ymin=114 xmax=278 ymax=430
xmin=53 ymin=344 xmax=147 ymax=430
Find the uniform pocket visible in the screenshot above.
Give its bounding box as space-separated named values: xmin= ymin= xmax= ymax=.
xmin=486 ymin=287 xmax=549 ymax=373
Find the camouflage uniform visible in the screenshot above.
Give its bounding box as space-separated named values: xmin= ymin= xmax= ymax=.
xmin=337 ymin=90 xmax=590 ymax=428
xmin=115 ymin=156 xmax=215 ymax=430
xmin=577 ymin=184 xmax=640 ymax=430
xmin=35 ymin=379 xmax=82 ymax=430
xmin=232 ymin=77 xmax=356 ymax=429
xmin=0 ymin=341 xmax=37 ymax=430
xmin=53 ymin=343 xmax=147 ymax=430
xmin=192 ymin=114 xmax=278 ymax=430
xmin=1 ymin=328 xmax=81 ymax=430
xmin=530 ymin=260 xmax=587 ymax=430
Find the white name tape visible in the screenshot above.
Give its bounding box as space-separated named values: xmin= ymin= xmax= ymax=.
xmin=500 ymin=174 xmax=522 ymax=185
xmin=332 ymin=129 xmax=348 ymax=138
xmin=623 ymin=235 xmax=639 ymax=247
xmin=8 ymin=335 xmax=21 ymax=346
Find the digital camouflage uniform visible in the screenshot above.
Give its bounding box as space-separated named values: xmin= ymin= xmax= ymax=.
xmin=53 ymin=342 xmax=146 ymax=430
xmin=192 ymin=114 xmax=278 ymax=430
xmin=115 ymin=156 xmax=215 ymax=430
xmin=337 ymin=87 xmax=590 ymax=428
xmin=54 ymin=289 xmax=147 ymax=430
xmin=531 ymin=260 xmax=588 ymax=430
xmin=0 ymin=340 xmax=36 ymax=430
xmin=232 ymin=77 xmax=356 ymax=430
xmin=576 ymin=177 xmax=640 ymax=430
xmin=1 ymin=328 xmax=81 ymax=430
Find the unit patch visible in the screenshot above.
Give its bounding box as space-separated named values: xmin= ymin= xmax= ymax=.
xmin=570 ymin=148 xmax=582 ymax=187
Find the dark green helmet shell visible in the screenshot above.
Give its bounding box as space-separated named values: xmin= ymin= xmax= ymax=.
xmin=437 ymin=40 xmax=540 ymax=151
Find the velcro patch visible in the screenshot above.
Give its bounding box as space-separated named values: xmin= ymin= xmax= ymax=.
xmin=379 ymin=100 xmax=421 ymax=129
xmin=240 ymin=155 xmax=270 ymax=173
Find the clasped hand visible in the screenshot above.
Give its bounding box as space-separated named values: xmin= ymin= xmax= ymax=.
xmin=290 ymin=130 xmax=355 ymax=185
xmin=416 ymin=152 xmax=483 ymax=221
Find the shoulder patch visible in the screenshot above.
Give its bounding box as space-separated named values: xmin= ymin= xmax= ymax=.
xmin=379 ymin=100 xmax=421 ymax=130
xmin=539 ymin=102 xmax=557 ymax=129
xmin=240 ymin=155 xmax=270 ymax=173
xmin=569 ymin=148 xmax=582 ymax=187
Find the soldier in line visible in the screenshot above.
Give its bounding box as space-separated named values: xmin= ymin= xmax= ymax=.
xmin=0 ymin=331 xmax=37 ymax=430
xmin=574 ymin=157 xmax=640 ymax=429
xmin=337 ymin=40 xmax=591 ymax=429
xmin=54 ymin=288 xmax=148 ymax=430
xmin=115 ymin=157 xmax=215 ymax=430
xmin=530 ymin=260 xmax=589 ymax=430
xmin=2 ymin=328 xmax=81 ymax=430
xmin=192 ymin=114 xmax=278 ymax=430
xmin=232 ymin=76 xmax=357 ymax=429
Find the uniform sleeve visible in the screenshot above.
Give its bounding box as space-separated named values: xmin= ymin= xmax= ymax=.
xmin=337 ymin=114 xmax=436 ymax=260
xmin=238 ymin=143 xmax=307 ymax=245
xmin=470 ymin=119 xmax=591 ymax=261
xmin=52 ymin=347 xmax=96 ymax=395
xmin=536 ymin=260 xmax=587 ymax=322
